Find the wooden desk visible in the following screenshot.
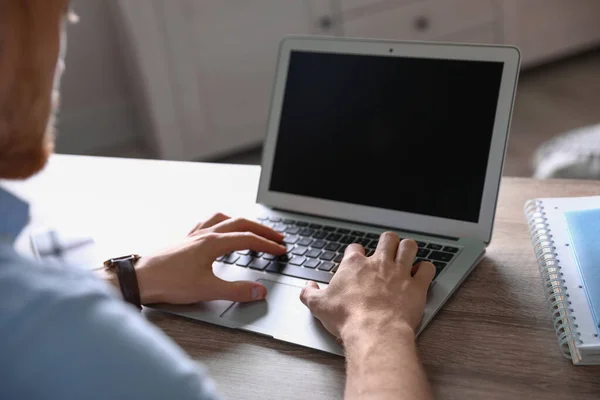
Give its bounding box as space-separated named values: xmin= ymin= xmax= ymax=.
xmin=3 ymin=156 xmax=600 ymax=399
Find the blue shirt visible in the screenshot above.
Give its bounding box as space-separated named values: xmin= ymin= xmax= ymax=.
xmin=0 ymin=189 xmax=218 ymax=399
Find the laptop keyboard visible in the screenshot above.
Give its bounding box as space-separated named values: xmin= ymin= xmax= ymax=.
xmin=216 ymin=216 xmax=460 ymax=284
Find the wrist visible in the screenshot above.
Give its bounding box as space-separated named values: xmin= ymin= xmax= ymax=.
xmin=133 ymin=256 xmax=165 ymax=305
xmin=97 ymin=256 xmax=163 ymax=305
xmin=340 ymin=312 xmax=416 ymax=347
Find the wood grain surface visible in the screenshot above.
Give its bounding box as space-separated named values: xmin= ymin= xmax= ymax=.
xmin=146 ymin=177 xmax=600 ymax=400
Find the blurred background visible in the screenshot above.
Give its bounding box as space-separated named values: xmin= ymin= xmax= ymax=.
xmin=57 ymin=0 xmax=600 ymax=178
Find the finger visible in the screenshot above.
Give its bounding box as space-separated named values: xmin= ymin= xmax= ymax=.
xmin=208 ymin=232 xmax=286 ymax=258
xmin=210 ymin=217 xmax=284 ymax=242
xmin=300 ymin=281 xmax=323 ymax=314
xmin=413 ymin=261 xmax=436 ymax=289
xmin=345 ymin=243 xmax=365 ymax=256
xmin=211 ymin=278 xmax=268 ymax=302
xmin=189 ymin=212 xmax=230 ymax=234
xmin=395 ymin=239 xmax=419 ymax=268
xmin=375 ymin=231 xmax=401 ymax=260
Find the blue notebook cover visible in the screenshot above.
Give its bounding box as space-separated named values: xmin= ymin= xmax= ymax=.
xmin=565 ymin=208 xmax=600 ymax=333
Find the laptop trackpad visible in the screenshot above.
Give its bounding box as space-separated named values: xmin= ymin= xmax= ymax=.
xmin=220 ymin=279 xmax=341 ymax=353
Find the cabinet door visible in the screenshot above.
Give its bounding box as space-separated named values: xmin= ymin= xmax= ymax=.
xmin=169 ymin=1 xmax=319 ymax=159
xmin=503 ymin=0 xmax=600 ymax=67
xmin=342 ymin=0 xmax=496 ymax=42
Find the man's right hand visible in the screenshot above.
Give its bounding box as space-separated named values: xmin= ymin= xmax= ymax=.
xmin=300 ymin=232 xmax=436 ymax=400
xmin=299 ymin=232 xmax=435 ymax=340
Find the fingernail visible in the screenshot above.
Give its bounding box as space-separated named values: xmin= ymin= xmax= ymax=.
xmin=251 ymin=286 xmax=266 ymax=300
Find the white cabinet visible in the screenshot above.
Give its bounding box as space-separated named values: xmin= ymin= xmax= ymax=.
xmin=502 ymin=0 xmax=600 ymax=67
xmin=114 ymin=0 xmax=600 ymax=161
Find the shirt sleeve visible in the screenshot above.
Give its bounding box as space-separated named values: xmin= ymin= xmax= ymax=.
xmin=0 ymin=254 xmax=219 ymax=400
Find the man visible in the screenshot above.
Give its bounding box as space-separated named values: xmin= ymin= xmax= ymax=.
xmin=0 ymin=1 xmax=436 ymax=399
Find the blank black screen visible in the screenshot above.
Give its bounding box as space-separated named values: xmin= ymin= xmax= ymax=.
xmin=269 ymin=51 xmax=504 ymax=223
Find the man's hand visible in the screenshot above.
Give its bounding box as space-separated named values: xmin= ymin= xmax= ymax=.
xmin=300 ymin=232 xmax=436 ymax=400
xmin=300 ymin=232 xmax=435 ymax=339
xmin=133 ymin=213 xmax=286 ymax=305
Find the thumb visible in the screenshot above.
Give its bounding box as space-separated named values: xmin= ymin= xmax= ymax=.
xmin=300 ymin=281 xmax=322 ymax=314
xmin=212 ymin=278 xmax=267 ymax=302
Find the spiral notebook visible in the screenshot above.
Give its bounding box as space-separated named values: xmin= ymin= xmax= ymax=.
xmin=525 ymin=196 xmax=600 ymax=365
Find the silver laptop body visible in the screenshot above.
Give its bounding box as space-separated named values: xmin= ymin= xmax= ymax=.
xmin=153 ymin=36 xmax=520 ymax=355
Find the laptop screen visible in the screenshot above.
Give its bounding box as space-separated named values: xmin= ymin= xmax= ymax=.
xmin=269 ymin=50 xmax=504 ymax=223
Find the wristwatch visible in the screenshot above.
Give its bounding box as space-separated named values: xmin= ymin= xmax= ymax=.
xmin=103 ymin=254 xmax=142 ymax=310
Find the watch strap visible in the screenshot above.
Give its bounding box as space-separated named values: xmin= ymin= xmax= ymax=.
xmin=104 ymin=255 xmax=142 ymax=310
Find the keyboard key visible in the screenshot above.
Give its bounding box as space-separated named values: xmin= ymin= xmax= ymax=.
xmin=286 ymin=226 xmax=301 ymax=235
xmin=326 ymin=233 xmax=341 ymax=242
xmin=334 ymin=254 xmax=344 ymax=263
xmin=285 ymin=244 xmax=295 ymax=253
xmin=304 ymin=258 xmax=320 ymax=269
xmin=325 ymin=243 xmax=340 ymax=252
xmin=427 ymin=243 xmax=442 ymax=250
xmin=262 ymin=253 xmax=278 ymax=261
xmin=292 ymin=246 xmax=308 ymax=256
xmin=311 ymin=240 xmax=326 ymax=249
xmin=237 ymin=249 xmax=251 ymax=255
xmin=337 ymin=228 xmax=350 ymax=234
xmin=351 ymin=230 xmax=365 ymax=237
xmin=269 ymin=217 xmax=282 ymax=222
xmin=236 ymin=256 xmax=253 ymax=267
xmin=277 ymin=254 xmax=291 ymax=262
xmin=266 ymin=263 xmax=332 ymax=284
xmin=223 ymin=253 xmax=240 ymax=264
xmin=367 ymin=241 xmax=378 ymax=249
xmin=257 ymin=216 xmax=268 ymax=221
xmin=355 ymin=238 xmax=370 ymax=247
xmin=366 ymin=233 xmax=380 ymax=239
xmin=417 ymin=248 xmax=431 ymax=258
xmin=289 ymin=256 xmax=307 ymax=266
xmin=340 ymin=235 xmax=356 ymax=244
xmin=429 ymin=251 xmax=453 ymax=262
xmin=433 ymin=261 xmax=447 ymax=269
xmin=306 ymin=249 xmax=322 ymax=258
xmin=296 ymin=221 xmax=309 ymax=227
xmin=249 ymin=259 xmax=270 ymax=271
xmin=443 ymin=246 xmax=459 ymax=253
xmin=298 ymin=237 xmax=313 ymax=247
xmin=416 ymin=241 xmax=427 ymax=247
xmin=299 ymin=228 xmax=315 ymax=237
xmin=318 ymin=261 xmax=335 ymax=272
xmin=282 ymin=219 xmax=295 ymax=225
xmin=309 ymin=223 xmax=322 ymax=229
xmin=313 ymin=231 xmax=327 ymax=239
xmin=320 ymin=251 xmax=335 ymax=261
xmin=323 ymin=226 xmax=336 ymax=232
xmin=216 ymin=255 xmax=225 ymax=262
xmin=273 ymin=224 xmax=287 ymax=232
xmin=283 ymin=235 xmax=299 ymax=244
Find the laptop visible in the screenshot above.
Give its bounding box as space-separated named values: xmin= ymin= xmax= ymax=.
xmin=154 ymin=36 xmax=520 ymax=355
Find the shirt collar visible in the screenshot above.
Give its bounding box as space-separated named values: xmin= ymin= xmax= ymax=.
xmin=0 ymin=187 xmax=30 ymax=244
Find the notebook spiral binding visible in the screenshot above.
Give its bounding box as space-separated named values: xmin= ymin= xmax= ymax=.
xmin=525 ymin=200 xmax=582 ymax=359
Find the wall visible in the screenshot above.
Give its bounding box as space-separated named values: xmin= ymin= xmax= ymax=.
xmin=56 ymin=0 xmax=146 ymax=157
